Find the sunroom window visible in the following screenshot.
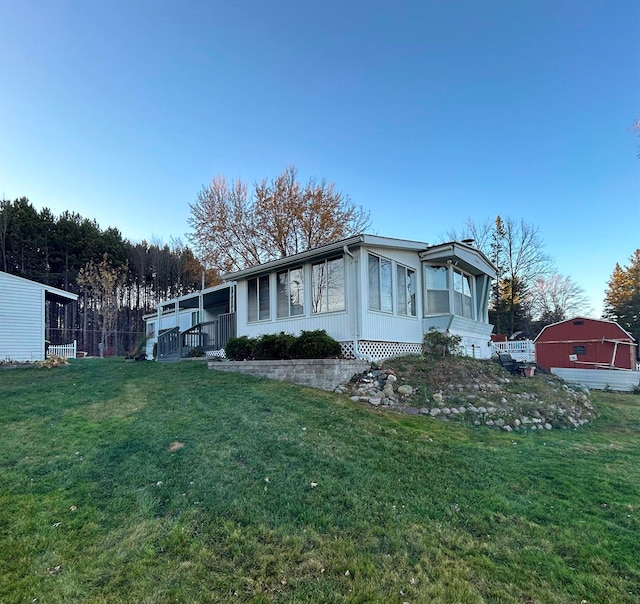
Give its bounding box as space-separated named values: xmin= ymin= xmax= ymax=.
xmin=277 ymin=267 xmax=304 ymax=318
xmin=368 ymin=253 xmax=393 ymax=313
xmin=397 ymin=264 xmax=416 ymax=316
xmin=453 ymin=269 xmax=473 ymax=318
xmin=312 ymin=256 xmax=345 ymax=313
xmin=424 ymin=266 xmax=449 ymax=314
xmin=248 ymin=275 xmax=270 ymax=322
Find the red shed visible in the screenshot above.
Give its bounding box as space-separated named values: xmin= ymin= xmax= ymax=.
xmin=534 ymin=317 xmax=637 ymax=371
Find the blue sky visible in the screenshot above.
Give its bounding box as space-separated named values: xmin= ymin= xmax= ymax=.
xmin=1 ymin=1 xmax=638 ymax=316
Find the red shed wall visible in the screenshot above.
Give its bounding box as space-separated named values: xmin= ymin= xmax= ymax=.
xmin=535 ymin=318 xmax=636 ymax=371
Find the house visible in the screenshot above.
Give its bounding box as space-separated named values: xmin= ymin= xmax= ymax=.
xmin=143 ymin=282 xmax=236 ymax=360
xmin=534 ymin=317 xmax=637 ymax=371
xmin=146 ymin=234 xmax=497 ymax=362
xmin=0 ymin=271 xmax=78 ymax=362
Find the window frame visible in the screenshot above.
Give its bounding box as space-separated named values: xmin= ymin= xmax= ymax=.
xmin=311 ymin=255 xmax=345 ymax=314
xmin=276 ymin=266 xmax=305 ymax=319
xmin=396 ymin=264 xmax=417 ymax=317
xmin=368 ymin=253 xmax=393 ymax=313
xmin=247 ymin=274 xmax=271 ymax=322
xmin=424 ymin=265 xmax=450 ymax=315
xmin=453 ymin=268 xmax=474 ymax=319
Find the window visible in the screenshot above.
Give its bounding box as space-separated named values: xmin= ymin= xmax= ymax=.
xmin=424 ymin=266 xmax=449 ymax=314
xmin=453 ymin=269 xmax=473 ymax=318
xmin=248 ymin=275 xmax=270 ymax=322
xmin=368 ymin=254 xmax=392 ymax=312
xmin=573 ymin=345 xmax=586 ymax=355
xmin=277 ymin=267 xmax=304 ymax=318
xmin=146 ymin=321 xmax=155 ymax=337
xmin=397 ymin=265 xmax=416 ymax=316
xmin=191 ymin=311 xmax=200 ymax=326
xmin=312 ymin=256 xmax=345 ymax=313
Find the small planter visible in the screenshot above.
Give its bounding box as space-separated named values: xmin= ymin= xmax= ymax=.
xmin=523 ymin=366 xmax=536 ymax=377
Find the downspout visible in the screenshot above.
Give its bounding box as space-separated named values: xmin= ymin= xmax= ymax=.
xmin=344 ymin=245 xmax=372 ymax=362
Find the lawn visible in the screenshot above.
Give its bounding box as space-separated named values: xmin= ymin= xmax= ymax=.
xmin=1 ymin=358 xmax=638 ymax=603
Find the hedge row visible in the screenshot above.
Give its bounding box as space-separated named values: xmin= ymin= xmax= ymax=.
xmin=224 ymin=330 xmax=342 ymax=361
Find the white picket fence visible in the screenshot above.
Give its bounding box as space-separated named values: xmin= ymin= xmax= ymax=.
xmin=490 ymin=340 xmax=536 ymax=363
xmin=48 ymin=340 xmax=77 ymax=359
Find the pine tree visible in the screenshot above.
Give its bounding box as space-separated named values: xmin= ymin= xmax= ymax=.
xmin=604 ymin=249 xmax=640 ymax=354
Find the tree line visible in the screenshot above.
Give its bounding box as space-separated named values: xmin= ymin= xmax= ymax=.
xmin=0 ymin=197 xmax=211 ymax=355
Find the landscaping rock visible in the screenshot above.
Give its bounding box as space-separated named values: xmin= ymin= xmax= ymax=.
xmin=337 ymin=359 xmax=598 ymax=432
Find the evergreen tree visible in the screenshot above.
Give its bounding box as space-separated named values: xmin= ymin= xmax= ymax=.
xmin=604 ymin=249 xmax=640 ymax=354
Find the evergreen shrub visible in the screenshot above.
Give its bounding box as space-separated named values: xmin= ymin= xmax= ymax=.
xmin=225 ymin=336 xmax=256 ymax=361
xmin=224 ymin=330 xmax=342 ymax=361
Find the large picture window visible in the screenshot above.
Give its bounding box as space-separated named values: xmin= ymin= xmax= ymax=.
xmin=248 ymin=275 xmax=270 ymax=322
xmin=277 ymin=267 xmax=304 ymax=318
xmin=397 ymin=265 xmax=416 ymax=316
xmin=312 ymin=256 xmax=345 ymax=313
xmin=424 ymin=266 xmax=449 ymax=314
xmin=368 ymin=254 xmax=392 ymax=313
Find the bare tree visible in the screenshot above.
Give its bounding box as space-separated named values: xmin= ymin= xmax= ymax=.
xmin=188 ymin=166 xmax=370 ymax=273
xmin=447 ymin=216 xmax=553 ymax=334
xmin=77 ymin=254 xmax=128 ymax=354
xmin=529 ymin=274 xmax=592 ymax=325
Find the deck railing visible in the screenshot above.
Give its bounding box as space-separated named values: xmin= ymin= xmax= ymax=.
xmin=181 ymin=313 xmax=237 ymax=357
xmin=157 ymin=327 xmax=180 ymax=359
xmin=490 ymin=340 xmax=536 ymax=363
xmin=157 ymin=313 xmax=237 ymax=360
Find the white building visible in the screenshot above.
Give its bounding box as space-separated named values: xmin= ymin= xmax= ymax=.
xmin=0 ymin=271 xmax=78 ymax=362
xmin=145 ymin=234 xmax=497 ymax=362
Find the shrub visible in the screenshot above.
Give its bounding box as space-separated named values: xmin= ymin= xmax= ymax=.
xmin=423 ymin=327 xmax=462 ymax=358
xmin=225 ymin=336 xmax=256 ymax=361
xmin=254 ymin=332 xmax=297 ymax=360
xmin=288 ymin=330 xmax=342 ymax=359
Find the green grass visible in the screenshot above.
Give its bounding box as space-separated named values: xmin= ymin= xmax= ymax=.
xmin=1 ymin=359 xmax=639 ymax=603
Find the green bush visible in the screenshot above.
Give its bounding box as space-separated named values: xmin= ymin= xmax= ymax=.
xmin=288 ymin=330 xmax=342 ymax=359
xmin=254 ymin=332 xmax=297 ymax=360
xmin=224 ymin=336 xmax=256 ymax=361
xmin=423 ymin=327 xmax=462 ymax=358
xmin=224 ymin=330 xmax=342 ymax=360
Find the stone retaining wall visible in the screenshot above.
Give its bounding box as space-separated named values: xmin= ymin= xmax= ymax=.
xmin=208 ymin=358 xmax=371 ymax=391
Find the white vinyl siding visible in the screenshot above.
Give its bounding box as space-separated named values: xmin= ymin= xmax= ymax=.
xmin=0 ymin=273 xmax=45 ymax=361
xmin=312 ymin=256 xmax=345 ymax=314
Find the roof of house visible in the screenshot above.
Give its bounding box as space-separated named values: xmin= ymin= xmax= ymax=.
xmin=0 ymin=271 xmax=78 ymax=303
xmin=222 ymin=234 xmax=497 ymax=280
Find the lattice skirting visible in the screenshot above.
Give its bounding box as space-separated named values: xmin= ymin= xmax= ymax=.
xmin=340 ymin=340 xmax=423 ymax=362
